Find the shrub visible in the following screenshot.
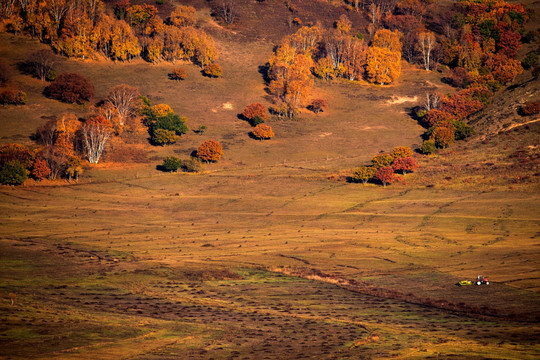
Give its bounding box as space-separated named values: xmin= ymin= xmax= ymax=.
xmin=152 ymin=113 xmax=189 ymax=135
xmin=392 ymin=157 xmax=418 ymax=174
xmin=197 ymin=140 xmax=223 ymax=162
xmin=431 ymin=125 xmax=455 ymax=148
xmin=371 ymin=153 xmax=394 ymax=169
xmin=420 ymin=140 xmax=436 ymax=155
xmin=252 ymin=124 xmax=275 ymax=140
xmin=522 ymin=52 xmax=538 ymax=70
xmin=242 ymin=103 xmax=267 ymax=123
xmin=45 ymin=73 xmax=94 ymax=104
xmin=0 ymin=90 xmax=27 ymax=105
xmin=0 ymin=160 xmax=27 ymax=185
xmin=182 ymin=157 xmax=203 ymax=172
xmin=390 ymin=146 xmax=413 ymax=160
xmin=0 ymin=143 xmax=34 ymax=168
xmin=374 ymin=166 xmax=396 ymax=187
xmin=162 ymin=156 xmax=182 ymax=172
xmin=423 ymin=109 xmax=454 ymax=128
xmin=169 ymin=67 xmax=187 ymax=80
xmin=521 ymin=101 xmax=540 ymax=116
xmin=352 ymin=166 xmax=376 ymax=184
xmin=150 ymin=104 xmax=174 ymax=118
xmin=152 ymin=129 xmax=177 ymax=145
xmin=203 ymin=63 xmax=222 ymax=78
xmin=452 ymin=120 xmax=474 ymax=140
xmin=308 ymin=99 xmax=328 ymax=114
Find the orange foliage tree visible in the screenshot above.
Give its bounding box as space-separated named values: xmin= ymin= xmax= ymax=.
xmin=252 ymin=124 xmax=275 ymax=140
xmin=32 ymin=158 xmax=51 ymax=180
xmin=242 ymin=103 xmax=267 ymax=122
xmin=366 ymin=46 xmax=401 ymax=84
xmin=197 ymin=140 xmax=223 ymax=162
xmin=170 ymin=5 xmax=197 ymax=27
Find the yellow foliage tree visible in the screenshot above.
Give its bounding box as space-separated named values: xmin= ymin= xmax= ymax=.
xmin=110 ymin=20 xmax=141 ymax=61
xmin=366 ymin=46 xmax=401 ymax=84
xmin=170 ymin=5 xmax=197 ymax=27
xmin=372 ymin=29 xmax=402 ymax=52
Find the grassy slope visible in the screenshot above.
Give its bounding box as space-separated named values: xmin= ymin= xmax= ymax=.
xmin=1 ymin=0 xmax=540 ymax=358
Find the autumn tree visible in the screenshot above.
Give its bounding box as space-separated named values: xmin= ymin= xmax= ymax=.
xmin=252 ymin=124 xmax=275 ymax=140
xmin=80 ymin=116 xmax=113 ymax=163
xmin=242 ymin=103 xmax=267 ymax=124
xmin=45 ymin=73 xmax=94 ymax=104
xmin=372 ymin=29 xmax=402 ymax=53
xmin=31 ymin=158 xmax=50 ymax=180
xmin=366 ymin=46 xmax=401 ymax=84
xmin=106 ymin=84 xmax=140 ymax=126
xmin=110 ymin=19 xmax=141 ymax=61
xmin=371 ymin=153 xmax=394 ymax=169
xmin=152 ymin=129 xmax=177 ymax=145
xmin=352 ymin=166 xmax=376 ymax=184
xmin=374 ymin=166 xmax=397 ymax=187
xmin=170 ymin=5 xmax=197 ymax=27
xmin=169 ymin=67 xmax=187 ymax=80
xmin=391 ymin=146 xmax=413 ymax=159
xmin=392 ymin=156 xmax=417 ymax=174
xmin=268 ymin=45 xmax=314 ymax=118
xmin=430 ymin=124 xmax=455 ymax=148
xmin=283 ymin=26 xmax=322 ymax=54
xmin=197 ymin=140 xmax=223 ymax=162
xmin=54 ymin=8 xmax=93 ymax=59
xmin=335 ymin=15 xmax=352 ymax=34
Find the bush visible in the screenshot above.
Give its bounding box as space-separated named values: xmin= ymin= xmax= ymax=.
xmin=152 ymin=129 xmax=177 ymax=145
xmin=390 ymin=146 xmax=413 ymax=160
xmin=242 ymin=103 xmax=267 ymax=123
xmin=45 ymin=73 xmax=94 ymax=104
xmin=521 ymin=101 xmax=540 ymax=116
xmin=371 ymin=153 xmax=394 ymax=169
xmin=32 ymin=158 xmax=51 ymax=180
xmin=252 ymin=124 xmax=275 ymax=140
xmin=152 ymin=113 xmax=189 ymax=135
xmin=0 ymin=90 xmax=27 ymax=105
xmin=522 ymin=52 xmax=538 ymax=70
xmin=420 ymin=140 xmax=436 ymax=155
xmin=452 ymin=120 xmax=474 ymax=140
xmin=308 ymin=99 xmax=328 ymax=114
xmin=0 ymin=160 xmax=27 ymax=185
xmin=162 ymin=156 xmax=182 ymax=172
xmin=182 ymin=157 xmax=203 ymax=172
xmin=423 ymin=110 xmax=455 ymax=128
xmin=169 ymin=67 xmax=187 ymax=80
xmin=197 ymin=140 xmax=223 ymax=162
xmin=431 ymin=125 xmax=455 ymax=148
xmin=203 ymin=63 xmax=222 ymax=78
xmin=352 ymin=166 xmax=376 ymax=184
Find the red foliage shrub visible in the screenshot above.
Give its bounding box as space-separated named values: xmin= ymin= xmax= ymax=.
xmin=439 ymin=92 xmax=484 ymax=120
xmin=521 ymin=101 xmax=540 ymax=116
xmin=423 ymin=109 xmax=455 ymax=127
xmin=197 ymin=139 xmax=223 ymax=162
xmin=46 ymin=73 xmax=94 ymax=104
xmin=308 ymin=99 xmax=328 ymax=114
xmin=32 ymin=158 xmax=51 ymax=180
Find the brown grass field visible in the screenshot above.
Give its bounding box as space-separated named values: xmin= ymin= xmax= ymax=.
xmin=1 ymin=0 xmax=540 ymax=359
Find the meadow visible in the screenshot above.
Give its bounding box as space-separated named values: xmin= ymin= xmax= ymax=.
xmin=1 ymin=1 xmax=540 ymax=358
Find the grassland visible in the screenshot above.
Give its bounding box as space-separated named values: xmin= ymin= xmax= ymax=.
xmin=1 ymin=1 xmax=540 ymax=358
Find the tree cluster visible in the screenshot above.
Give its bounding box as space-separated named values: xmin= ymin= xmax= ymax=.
xmin=352 ymin=146 xmax=417 ymax=187
xmin=141 ymin=99 xmax=189 ymax=146
xmin=0 ymin=1 xmax=218 ymax=68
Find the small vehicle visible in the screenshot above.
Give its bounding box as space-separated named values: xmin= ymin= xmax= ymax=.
xmin=458 ymin=280 xmax=472 ymax=286
xmin=475 ymin=275 xmax=489 ymax=285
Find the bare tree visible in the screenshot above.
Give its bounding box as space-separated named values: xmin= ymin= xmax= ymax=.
xmin=34 ymin=119 xmax=57 ymax=146
xmin=106 ymin=84 xmax=140 ymax=126
xmin=217 ymin=1 xmax=238 ymax=25
xmin=26 ymin=49 xmax=57 ymax=81
xmin=81 ymin=119 xmax=112 ymax=164
xmin=418 ymin=31 xmax=436 ymax=71
xmin=423 ymin=92 xmax=441 ymax=112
